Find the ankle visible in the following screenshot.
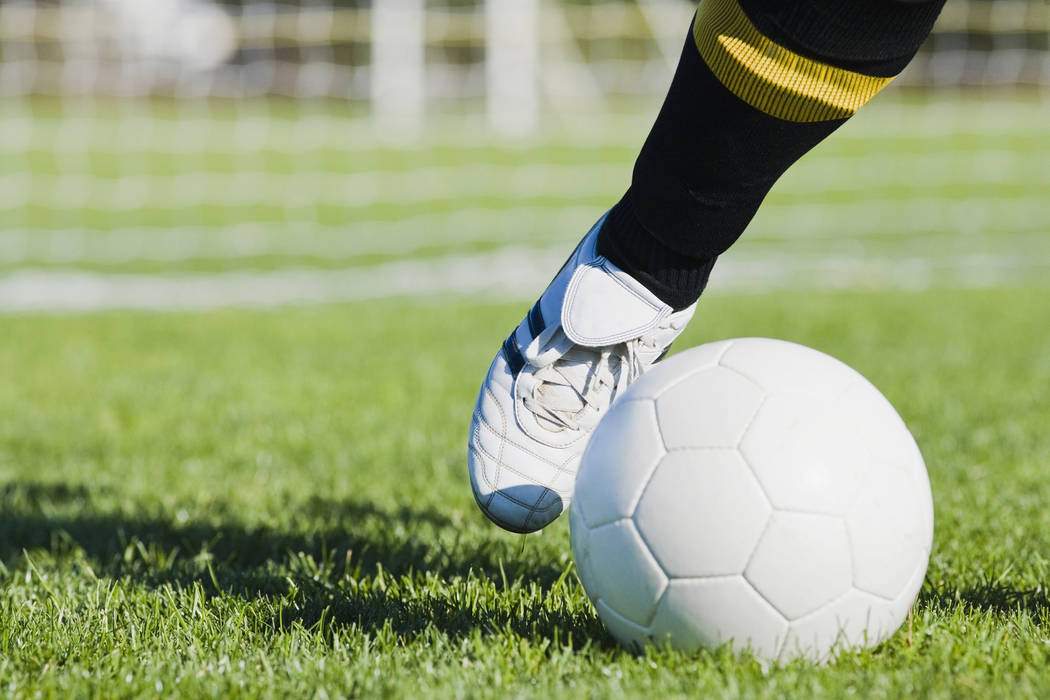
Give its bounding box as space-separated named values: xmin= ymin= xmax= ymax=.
xmin=597 ymin=193 xmax=716 ymax=312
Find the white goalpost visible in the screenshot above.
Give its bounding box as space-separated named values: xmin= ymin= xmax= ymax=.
xmin=370 ymin=0 xmax=426 ymax=139
xmin=484 ymin=0 xmax=540 ymax=135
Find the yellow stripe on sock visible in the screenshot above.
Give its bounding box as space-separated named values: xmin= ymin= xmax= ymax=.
xmin=692 ymin=0 xmax=894 ymax=122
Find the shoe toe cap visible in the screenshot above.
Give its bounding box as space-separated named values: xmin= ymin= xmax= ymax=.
xmin=485 ymin=487 xmax=565 ymax=534
xmin=468 ymin=435 xmax=568 ymax=533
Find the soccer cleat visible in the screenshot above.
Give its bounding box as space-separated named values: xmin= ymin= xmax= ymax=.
xmin=467 ymin=213 xmax=697 ymax=533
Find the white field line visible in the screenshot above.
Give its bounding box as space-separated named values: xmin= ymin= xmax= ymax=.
xmin=3 ymin=149 xmax=1046 ymax=212
xmin=1 ymin=97 xmax=1047 ymax=151
xmin=0 ymin=207 xmax=597 ymax=264
xmin=2 ymin=247 xmax=1048 ymax=313
xmin=1 ymin=164 xmax=629 ymax=211
xmin=745 ymin=194 xmax=1050 ymax=239
xmin=0 ymin=247 xmax=567 ymax=312
xmin=1 ymin=195 xmax=1047 ymax=266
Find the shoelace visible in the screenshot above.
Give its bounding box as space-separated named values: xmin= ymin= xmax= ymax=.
xmin=519 ymin=319 xmax=679 ymax=432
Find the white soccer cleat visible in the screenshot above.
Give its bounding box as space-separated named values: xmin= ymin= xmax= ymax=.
xmin=467 ymin=214 xmax=697 ymax=533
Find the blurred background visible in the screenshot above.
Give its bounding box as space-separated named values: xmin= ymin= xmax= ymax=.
xmin=1 ymin=0 xmax=1048 ymax=311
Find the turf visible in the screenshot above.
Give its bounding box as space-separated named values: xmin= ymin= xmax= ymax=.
xmin=4 ymin=95 xmax=1050 ymax=276
xmin=2 ymin=91 xmax=1049 ymax=696
xmin=2 ymin=287 xmax=1049 ymax=698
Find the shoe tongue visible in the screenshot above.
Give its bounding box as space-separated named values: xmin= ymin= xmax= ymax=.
xmin=560 ymin=257 xmax=672 ymax=347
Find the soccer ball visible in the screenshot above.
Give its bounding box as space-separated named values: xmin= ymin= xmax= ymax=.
xmin=569 ymin=338 xmax=933 ymax=662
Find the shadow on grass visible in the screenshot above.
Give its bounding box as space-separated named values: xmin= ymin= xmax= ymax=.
xmin=0 ymin=481 xmax=606 ymax=647
xmin=920 ymin=584 xmax=1050 ymax=618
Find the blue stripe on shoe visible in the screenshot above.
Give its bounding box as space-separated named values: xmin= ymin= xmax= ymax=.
xmin=526 ymin=300 xmax=546 ymax=337
xmin=502 ymin=332 xmax=525 ymax=376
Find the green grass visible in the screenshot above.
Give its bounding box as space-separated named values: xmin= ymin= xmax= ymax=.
xmin=4 ymin=95 xmax=1049 ymax=286
xmin=2 ymin=288 xmax=1049 ymax=697
xmin=2 ymin=90 xmax=1049 ymax=695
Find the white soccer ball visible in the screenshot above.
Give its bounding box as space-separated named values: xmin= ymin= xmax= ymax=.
xmin=569 ymin=338 xmax=933 ymax=663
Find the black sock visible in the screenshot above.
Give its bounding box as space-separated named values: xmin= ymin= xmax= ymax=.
xmin=600 ymin=192 xmax=717 ymax=312
xmin=598 ymin=0 xmax=946 ymax=311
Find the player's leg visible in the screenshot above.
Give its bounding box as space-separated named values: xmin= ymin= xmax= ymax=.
xmin=468 ymin=0 xmax=946 ymax=534
xmin=600 ymin=0 xmax=946 ymax=311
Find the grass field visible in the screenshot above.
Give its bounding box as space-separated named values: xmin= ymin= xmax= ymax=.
xmin=2 ymin=94 xmax=1050 ymax=697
